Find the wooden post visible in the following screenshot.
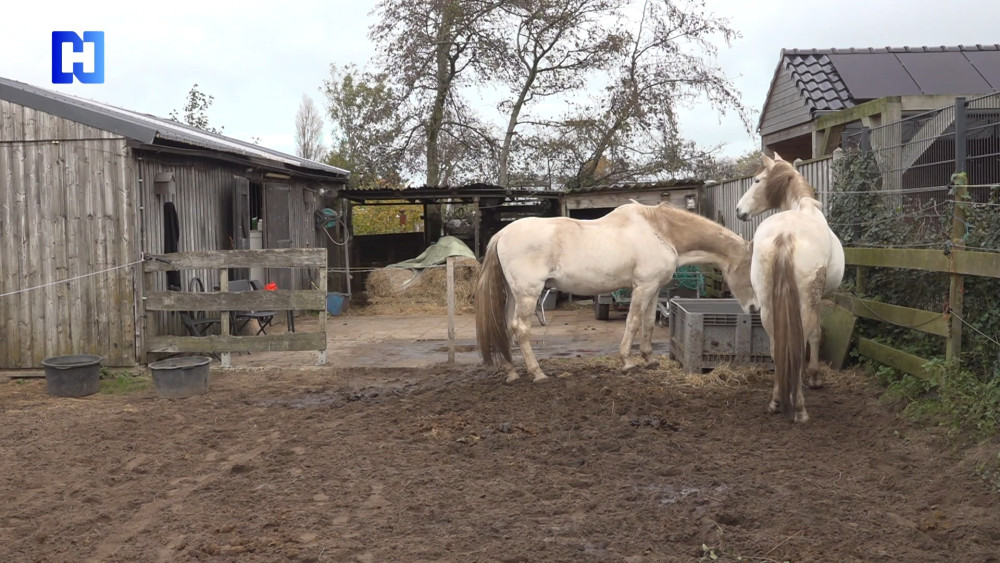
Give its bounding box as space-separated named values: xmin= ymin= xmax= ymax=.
xmin=317 ymin=263 xmax=328 ymax=366
xmin=946 ymin=97 xmax=968 ymax=364
xmin=447 ymin=256 xmax=455 ymax=363
xmin=473 ymin=196 xmax=481 ymax=258
xmin=947 ymin=180 xmax=967 ymax=364
xmin=140 ymin=260 xmax=153 ymax=365
xmin=220 ymin=268 xmax=231 ymax=368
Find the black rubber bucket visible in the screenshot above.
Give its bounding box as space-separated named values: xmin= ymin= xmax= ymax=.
xmin=41 ymin=354 xmax=103 ymax=397
xmin=149 ymin=356 xmax=211 ymax=399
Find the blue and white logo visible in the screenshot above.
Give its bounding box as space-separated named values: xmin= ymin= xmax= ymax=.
xmin=52 ymin=31 xmax=104 ymax=84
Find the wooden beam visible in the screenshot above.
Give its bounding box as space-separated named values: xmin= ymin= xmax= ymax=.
xmin=147 ymin=332 xmax=327 ymax=354
xmin=819 ymin=301 xmax=857 ymax=370
xmin=899 ymin=109 xmax=955 ymax=172
xmin=857 ymin=337 xmax=931 ymax=379
xmin=145 ymin=290 xmax=325 ymax=312
xmin=814 ymin=97 xmax=896 ymax=130
xmin=844 ymin=247 xmax=949 ymax=272
xmin=831 ymin=293 xmax=948 ymax=337
xmin=844 ymin=247 xmax=1000 ymax=278
xmin=143 ymin=248 xmax=327 ymax=271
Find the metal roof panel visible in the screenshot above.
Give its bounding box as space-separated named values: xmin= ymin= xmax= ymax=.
xmin=0 ymin=76 xmax=348 ymax=177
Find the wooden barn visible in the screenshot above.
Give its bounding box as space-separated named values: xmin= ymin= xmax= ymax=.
xmin=0 ymin=77 xmax=349 ymax=370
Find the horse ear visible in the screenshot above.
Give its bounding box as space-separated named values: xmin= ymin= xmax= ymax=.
xmin=761 ymin=153 xmax=775 ymax=170
xmin=773 ymin=151 xmax=784 ymax=162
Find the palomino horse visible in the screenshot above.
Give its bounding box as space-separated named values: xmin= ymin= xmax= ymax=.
xmin=736 ymin=153 xmax=845 ymax=422
xmin=476 ymin=201 xmax=758 ymax=383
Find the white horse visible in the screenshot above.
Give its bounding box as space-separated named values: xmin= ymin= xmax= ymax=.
xmin=736 ymin=153 xmax=845 ymax=422
xmin=476 ymin=201 xmax=757 ymax=383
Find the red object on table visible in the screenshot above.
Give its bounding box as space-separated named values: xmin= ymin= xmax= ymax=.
xmin=264 ymin=282 xmax=278 ymax=291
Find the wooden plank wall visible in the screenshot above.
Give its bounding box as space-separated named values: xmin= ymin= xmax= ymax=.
xmin=759 ymin=64 xmax=813 ymax=137
xmin=136 ymin=156 xmax=334 ymax=341
xmin=137 ymin=154 xmax=248 ymax=338
xmin=0 ymin=100 xmax=137 ymax=368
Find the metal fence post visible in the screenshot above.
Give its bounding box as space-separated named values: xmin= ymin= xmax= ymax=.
xmin=946 ymin=97 xmax=968 ymax=364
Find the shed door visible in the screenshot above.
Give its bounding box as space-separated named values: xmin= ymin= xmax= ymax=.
xmin=233 ymin=181 xmax=251 ymax=250
xmin=232 ymin=180 xmax=252 ymax=282
xmin=265 ymin=183 xmax=294 ymax=289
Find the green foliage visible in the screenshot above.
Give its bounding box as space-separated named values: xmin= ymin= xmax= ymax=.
xmin=832 ymin=147 xmax=1000 ymax=438
xmin=351 ymin=202 xmax=423 ymax=235
xmin=323 ymin=65 xmax=408 ymax=190
xmin=880 ymin=360 xmax=1000 ymax=439
xmin=99 ymin=368 xmax=151 ymax=395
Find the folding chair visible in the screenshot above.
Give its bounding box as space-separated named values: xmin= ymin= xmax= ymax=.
xmin=228 ymin=280 xmax=276 ymax=335
xmin=179 ymin=277 xmax=221 ymax=337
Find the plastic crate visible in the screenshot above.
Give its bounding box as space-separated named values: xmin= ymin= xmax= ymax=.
xmin=668 ymin=298 xmax=773 ymax=373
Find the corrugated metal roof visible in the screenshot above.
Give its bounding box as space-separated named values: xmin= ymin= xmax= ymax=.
xmin=762 ymin=45 xmax=1000 ymax=129
xmin=0 ymin=76 xmax=348 ymax=178
xmin=563 ymin=179 xmax=702 ymax=194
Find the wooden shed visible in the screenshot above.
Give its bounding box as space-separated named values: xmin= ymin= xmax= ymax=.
xmin=561 ymin=179 xmax=708 ymax=219
xmin=759 ymin=45 xmax=1000 ymax=160
xmin=0 ymin=77 xmax=349 ymax=370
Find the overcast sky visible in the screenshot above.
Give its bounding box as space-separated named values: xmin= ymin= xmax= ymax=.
xmin=2 ymin=0 xmax=997 ymax=170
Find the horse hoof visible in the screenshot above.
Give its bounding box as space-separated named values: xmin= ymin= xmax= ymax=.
xmin=806 ymin=369 xmax=824 ymax=389
xmin=768 ymin=400 xmax=780 ymax=414
xmin=532 ymin=374 xmax=549 ymax=383
xmin=794 ymin=411 xmax=810 ymax=423
xmin=505 ymin=373 xmax=520 ymax=384
xmin=621 ymin=358 xmax=641 ymax=373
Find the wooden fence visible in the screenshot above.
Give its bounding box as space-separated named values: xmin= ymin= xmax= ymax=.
xmin=831 ymin=182 xmax=978 ymax=377
xmin=142 ymin=249 xmax=328 ymax=366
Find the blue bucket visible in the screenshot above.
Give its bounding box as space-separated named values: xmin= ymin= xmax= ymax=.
xmin=327 ymin=292 xmax=348 ymax=315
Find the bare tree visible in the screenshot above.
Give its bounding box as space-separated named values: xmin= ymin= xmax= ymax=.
xmin=363 ymin=0 xmax=749 ymax=188
xmin=371 ymin=0 xmax=503 ymax=186
xmin=294 ymin=94 xmax=326 ymax=161
xmin=169 ymin=83 xmax=223 ymax=134
xmin=491 ymin=0 xmax=628 ymax=186
xmin=563 ymin=0 xmax=750 ymax=187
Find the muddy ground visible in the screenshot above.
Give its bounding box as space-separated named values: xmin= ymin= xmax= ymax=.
xmin=2 ymin=349 xmax=999 ymax=562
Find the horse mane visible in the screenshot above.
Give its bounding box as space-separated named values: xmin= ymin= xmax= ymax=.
xmin=766 ymin=160 xmax=816 ymax=208
xmin=638 ymin=202 xmax=747 ymax=257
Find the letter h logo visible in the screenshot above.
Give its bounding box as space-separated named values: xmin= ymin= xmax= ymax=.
xmin=52 ymin=31 xmax=105 ymax=84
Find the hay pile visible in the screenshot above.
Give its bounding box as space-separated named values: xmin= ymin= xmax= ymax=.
xmin=364 ymin=256 xmax=481 ymax=314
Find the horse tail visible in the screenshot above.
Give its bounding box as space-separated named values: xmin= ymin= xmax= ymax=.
xmin=771 ymin=233 xmax=805 ymax=421
xmin=476 ymin=236 xmax=512 ymax=365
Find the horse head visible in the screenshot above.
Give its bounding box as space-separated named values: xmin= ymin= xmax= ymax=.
xmin=736 ymin=152 xmax=814 ymax=220
xmin=721 ymin=240 xmax=759 ymax=313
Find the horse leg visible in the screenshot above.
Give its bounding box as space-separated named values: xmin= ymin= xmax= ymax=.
xmin=510 ymin=293 xmax=548 ymax=383
xmin=785 ymin=304 xmax=817 ymax=423
xmin=768 ymin=333 xmax=781 ymax=414
xmin=637 ymin=291 xmax=660 ymax=367
xmin=805 ymin=309 xmax=824 ymax=389
xmin=620 ymin=285 xmax=657 ymax=372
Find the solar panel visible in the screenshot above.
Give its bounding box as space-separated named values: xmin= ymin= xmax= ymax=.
xmin=963 ymin=51 xmax=1000 ymax=90
xmin=897 ymin=52 xmax=993 ymax=95
xmin=828 ymin=53 xmax=921 ymax=99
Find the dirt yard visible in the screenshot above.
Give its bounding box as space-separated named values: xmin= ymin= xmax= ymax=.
xmin=2 ymin=313 xmax=1000 ymax=561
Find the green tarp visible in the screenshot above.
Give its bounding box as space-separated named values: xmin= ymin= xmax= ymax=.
xmin=387 ymin=236 xmax=476 ymax=270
